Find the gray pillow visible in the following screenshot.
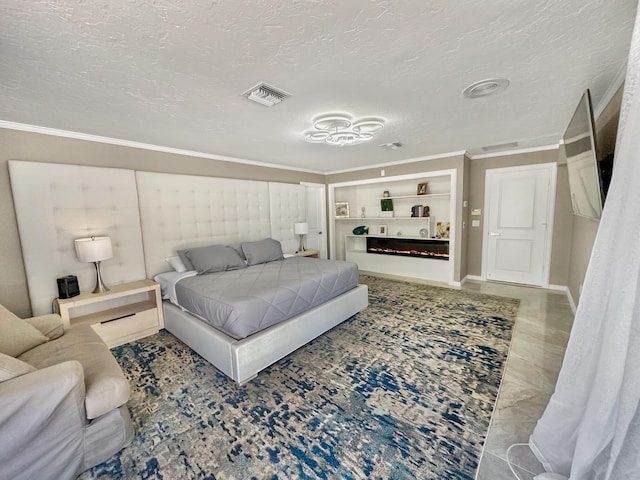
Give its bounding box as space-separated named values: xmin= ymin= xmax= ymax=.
xmin=242 ymin=238 xmax=284 ymax=266
xmin=177 ymin=249 xmax=195 ymax=271
xmin=185 ymin=244 xmax=247 ymax=274
xmin=228 ymin=243 xmax=246 ymax=260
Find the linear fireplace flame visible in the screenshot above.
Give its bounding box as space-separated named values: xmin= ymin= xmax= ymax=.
xmin=366 ymin=237 xmax=449 ymax=261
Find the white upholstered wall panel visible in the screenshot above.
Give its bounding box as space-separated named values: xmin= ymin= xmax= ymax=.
xmin=9 ymin=161 xmax=146 ymax=314
xmin=268 ymin=182 xmax=306 ymax=254
xmin=136 ymin=171 xmax=272 ymax=277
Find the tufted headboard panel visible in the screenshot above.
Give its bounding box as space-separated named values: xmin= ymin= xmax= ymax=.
xmin=9 ymin=160 xmax=146 ymax=314
xmin=268 ymin=182 xmax=306 ymax=254
xmin=136 ymin=171 xmax=273 ymax=277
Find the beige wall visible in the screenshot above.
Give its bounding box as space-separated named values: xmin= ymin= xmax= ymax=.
xmin=0 ymin=128 xmax=324 ymax=317
xmin=326 ymin=154 xmax=467 ymax=282
xmin=465 ymin=148 xmax=574 ymax=286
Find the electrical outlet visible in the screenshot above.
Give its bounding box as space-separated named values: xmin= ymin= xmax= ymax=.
xmin=381 ymin=169 xmax=385 ymax=177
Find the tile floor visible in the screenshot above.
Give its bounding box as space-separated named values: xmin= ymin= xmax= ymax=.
xmin=462 ymin=280 xmax=575 ymax=480
xmin=361 ymin=272 xmax=575 ymax=479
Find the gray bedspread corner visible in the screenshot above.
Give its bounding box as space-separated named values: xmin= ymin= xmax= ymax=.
xmin=175 ymin=257 xmax=359 ymax=339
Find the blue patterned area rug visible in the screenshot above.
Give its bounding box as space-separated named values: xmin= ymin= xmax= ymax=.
xmin=80 ymin=275 xmax=518 ymax=480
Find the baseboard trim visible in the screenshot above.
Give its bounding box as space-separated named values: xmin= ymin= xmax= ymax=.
xmin=548 ymin=284 xmax=577 ymax=314
xmin=465 ymin=275 xmax=484 ymax=282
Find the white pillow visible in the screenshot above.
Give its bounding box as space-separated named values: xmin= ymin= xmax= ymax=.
xmin=165 ymin=255 xmax=187 ymax=273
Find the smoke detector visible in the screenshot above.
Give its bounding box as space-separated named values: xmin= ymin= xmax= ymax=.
xmin=242 ymin=82 xmax=291 ymax=107
xmin=379 ymin=141 xmax=403 ymax=150
xmin=463 ymin=78 xmax=510 ymax=99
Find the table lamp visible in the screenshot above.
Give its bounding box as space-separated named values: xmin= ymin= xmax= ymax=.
xmin=75 ymin=236 xmax=113 ymax=293
xmin=294 ymin=222 xmax=309 ymax=252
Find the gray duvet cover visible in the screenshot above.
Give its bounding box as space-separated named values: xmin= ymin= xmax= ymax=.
xmin=175 ymin=257 xmax=359 ymax=339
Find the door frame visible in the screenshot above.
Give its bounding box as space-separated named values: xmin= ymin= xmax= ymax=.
xmin=300 ymin=182 xmax=328 ymax=259
xmin=480 ymin=162 xmax=557 ymax=287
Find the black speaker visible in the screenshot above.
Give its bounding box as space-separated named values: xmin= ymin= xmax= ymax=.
xmin=57 ymin=275 xmax=80 ymax=299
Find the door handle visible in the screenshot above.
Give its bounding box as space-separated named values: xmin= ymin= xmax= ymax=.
xmin=318 ymin=231 xmax=323 ymax=235
xmin=490 ymin=232 xmax=501 ymax=236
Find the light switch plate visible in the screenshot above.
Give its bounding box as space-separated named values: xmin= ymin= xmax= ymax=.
xmin=471 ymin=209 xmax=481 ymax=216
xmin=472 ymin=220 xmax=481 ymax=227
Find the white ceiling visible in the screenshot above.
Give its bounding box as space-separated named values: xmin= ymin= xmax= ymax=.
xmin=0 ymin=1 xmax=636 ymax=173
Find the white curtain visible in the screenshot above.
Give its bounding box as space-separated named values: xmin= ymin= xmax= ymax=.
xmin=529 ymin=4 xmax=640 ymax=478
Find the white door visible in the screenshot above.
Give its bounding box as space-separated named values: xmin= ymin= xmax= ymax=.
xmin=483 ymin=163 xmax=556 ymax=286
xmin=304 ymin=183 xmax=327 ymax=259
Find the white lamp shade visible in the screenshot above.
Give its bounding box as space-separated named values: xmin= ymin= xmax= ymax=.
xmin=294 ymin=222 xmax=309 ymax=235
xmin=75 ymin=236 xmax=113 ymax=263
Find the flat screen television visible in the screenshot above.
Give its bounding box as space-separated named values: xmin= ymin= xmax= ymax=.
xmin=563 ymin=90 xmax=607 ymax=220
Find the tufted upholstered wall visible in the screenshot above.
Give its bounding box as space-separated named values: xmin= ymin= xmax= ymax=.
xmin=10 ymin=162 xmax=310 ymax=314
xmin=267 ymin=182 xmax=306 ymax=254
xmin=136 ymin=171 xmax=275 ymax=277
xmin=9 ymin=160 xmax=146 ymax=314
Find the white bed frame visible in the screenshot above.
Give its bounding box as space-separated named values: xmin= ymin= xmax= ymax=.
xmin=134 ymin=170 xmax=368 ymax=384
xmin=163 ymin=284 xmax=368 ymax=384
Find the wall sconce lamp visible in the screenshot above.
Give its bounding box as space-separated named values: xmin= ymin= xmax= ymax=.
xmin=75 ymin=236 xmax=113 ymax=293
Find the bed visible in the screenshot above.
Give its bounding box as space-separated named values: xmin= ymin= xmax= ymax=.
xmin=155 ymin=239 xmax=368 ymax=384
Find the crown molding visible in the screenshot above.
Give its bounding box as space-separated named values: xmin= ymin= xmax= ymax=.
xmin=0 ymin=121 xmax=324 ymax=175
xmin=466 ymin=143 xmax=559 ymax=160
xmin=593 ymin=61 xmax=627 ymax=120
xmin=325 ymin=150 xmax=467 ymax=175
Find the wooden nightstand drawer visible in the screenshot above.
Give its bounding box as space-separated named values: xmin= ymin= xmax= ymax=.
xmin=92 ymin=308 xmax=160 ymax=348
xmin=56 ymin=279 xmax=165 ymax=348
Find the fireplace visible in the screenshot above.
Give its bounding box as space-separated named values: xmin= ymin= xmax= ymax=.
xmin=366 ymin=236 xmax=449 ymax=260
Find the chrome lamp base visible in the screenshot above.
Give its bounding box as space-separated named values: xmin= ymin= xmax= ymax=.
xmin=298 ymin=234 xmax=306 ymax=252
xmin=92 ymin=261 xmax=110 ymax=294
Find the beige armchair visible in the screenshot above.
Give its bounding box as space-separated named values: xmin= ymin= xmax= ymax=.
xmin=0 ymin=304 xmax=134 ymax=480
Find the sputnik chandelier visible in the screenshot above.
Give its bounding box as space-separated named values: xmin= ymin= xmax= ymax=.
xmin=304 ymin=113 xmax=385 ymax=146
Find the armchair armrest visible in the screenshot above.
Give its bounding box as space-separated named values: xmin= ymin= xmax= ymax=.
xmin=24 ymin=313 xmax=64 ymax=340
xmin=0 ymin=361 xmax=87 ymax=480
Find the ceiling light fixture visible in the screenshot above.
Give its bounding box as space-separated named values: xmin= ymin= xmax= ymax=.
xmin=304 ymin=113 xmax=385 ymax=147
xmin=463 ymin=78 xmax=510 ymax=99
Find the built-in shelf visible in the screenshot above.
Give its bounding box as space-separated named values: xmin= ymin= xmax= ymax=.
xmin=337 ymin=217 xmax=436 ymax=221
xmin=377 ymin=193 xmax=450 ymax=200
xmin=346 ymin=234 xmax=449 ymax=242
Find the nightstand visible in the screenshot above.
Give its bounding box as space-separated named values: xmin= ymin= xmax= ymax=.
xmin=293 ymin=249 xmax=320 ymax=258
xmin=56 ymin=279 xmax=164 ymax=348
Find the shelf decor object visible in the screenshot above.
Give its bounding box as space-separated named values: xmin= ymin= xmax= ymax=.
xmin=75 ymin=235 xmax=113 ymax=293
xmin=294 ymin=222 xmax=309 ymax=252
xmin=417 ymin=182 xmax=428 ymax=195
xmin=335 ymin=201 xmax=350 ymax=218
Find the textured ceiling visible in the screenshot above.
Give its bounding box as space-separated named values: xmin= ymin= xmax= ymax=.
xmin=0 ymin=1 xmax=636 ymax=173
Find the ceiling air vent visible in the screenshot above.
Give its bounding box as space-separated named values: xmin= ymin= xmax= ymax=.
xmin=481 ymin=141 xmax=519 ymax=152
xmin=241 ymin=82 xmax=291 ymax=107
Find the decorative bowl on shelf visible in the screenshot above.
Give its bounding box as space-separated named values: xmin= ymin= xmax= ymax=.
xmin=419 ymin=228 xmax=429 ymax=238
xmin=352 ymin=225 xmax=369 ymax=235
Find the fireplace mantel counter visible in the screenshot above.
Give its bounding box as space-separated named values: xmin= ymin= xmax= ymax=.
xmin=345 ymin=234 xmax=449 ymax=242
xmin=345 ymin=234 xmax=452 ymax=283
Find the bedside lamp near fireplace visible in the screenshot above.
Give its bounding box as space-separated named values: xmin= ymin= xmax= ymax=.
xmin=75 ymin=235 xmax=113 ymax=293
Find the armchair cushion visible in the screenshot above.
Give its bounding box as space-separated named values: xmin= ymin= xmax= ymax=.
xmin=0 ymin=305 xmax=49 ymax=357
xmin=24 ymin=314 xmax=64 ymax=340
xmin=0 ymin=352 xmax=36 ymax=382
xmin=19 ymin=326 xmax=130 ymax=419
